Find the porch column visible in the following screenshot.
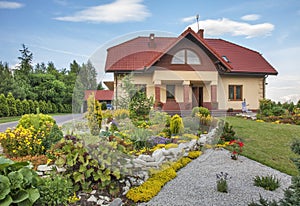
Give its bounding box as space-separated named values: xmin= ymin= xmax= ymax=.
xmin=183 ymin=80 xmax=190 ymax=109
xmin=154 ymin=80 xmax=161 ymax=108
xmin=211 ymin=84 xmax=218 ymax=109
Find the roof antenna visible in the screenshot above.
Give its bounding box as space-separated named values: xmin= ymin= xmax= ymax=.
xmin=196 ymin=14 xmax=199 ymax=31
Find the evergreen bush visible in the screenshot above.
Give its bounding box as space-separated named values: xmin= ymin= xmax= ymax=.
xmin=170 ymin=114 xmax=184 ymax=135
xmin=0 ymin=93 xmax=9 ymax=117
xmin=6 ymin=92 xmax=17 ymax=117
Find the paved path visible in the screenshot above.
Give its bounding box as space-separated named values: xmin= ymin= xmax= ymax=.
xmin=0 ymin=113 xmax=84 ymax=132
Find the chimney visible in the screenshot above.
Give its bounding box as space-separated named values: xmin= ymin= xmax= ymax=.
xmin=148 ymin=33 xmax=156 ymax=48
xmin=197 ymin=29 xmax=204 ymax=38
xmin=149 ymin=33 xmax=155 ymax=40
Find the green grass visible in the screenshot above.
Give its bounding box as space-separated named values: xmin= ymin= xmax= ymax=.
xmin=224 ymin=117 xmax=300 ymax=176
xmin=0 ymin=113 xmax=71 ymax=124
xmin=0 ymin=116 xmax=21 ymax=124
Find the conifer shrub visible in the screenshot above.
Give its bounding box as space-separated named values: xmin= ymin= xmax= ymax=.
xmin=86 ymin=94 xmax=102 ymax=136
xmin=170 ymin=114 xmax=184 ymax=135
xmin=0 ymin=93 xmax=9 ymax=117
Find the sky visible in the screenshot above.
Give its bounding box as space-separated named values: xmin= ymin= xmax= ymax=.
xmin=0 ymin=0 xmax=300 ymax=103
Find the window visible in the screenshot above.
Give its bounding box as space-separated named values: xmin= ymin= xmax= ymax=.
xmin=171 ymin=49 xmax=201 ymax=65
xmin=166 ymin=85 xmax=175 ymax=100
xmin=229 ymin=85 xmax=243 ymax=101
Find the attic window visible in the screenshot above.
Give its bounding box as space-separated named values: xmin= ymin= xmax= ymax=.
xmin=222 ymin=55 xmax=230 ymax=62
xmin=171 ymin=49 xmax=201 ymax=65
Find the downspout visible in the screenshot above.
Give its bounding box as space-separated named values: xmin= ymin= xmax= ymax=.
xmin=263 ymin=75 xmax=268 ymax=99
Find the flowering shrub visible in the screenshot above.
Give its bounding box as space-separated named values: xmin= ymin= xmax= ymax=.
xmin=0 ymin=114 xmax=62 ymax=157
xmin=228 ymin=139 xmax=244 ymax=160
xmin=0 ymin=126 xmax=45 ymax=157
xmin=112 ymin=109 xmax=130 ymax=120
xmin=147 ymin=136 xmax=172 ymax=147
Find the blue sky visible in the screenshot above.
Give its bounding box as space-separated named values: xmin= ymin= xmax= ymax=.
xmin=0 ymin=0 xmax=300 ymax=102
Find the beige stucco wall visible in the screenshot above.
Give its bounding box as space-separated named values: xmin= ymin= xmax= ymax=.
xmin=218 ymin=75 xmax=264 ymax=110
xmin=153 ymin=70 xmax=218 ymax=84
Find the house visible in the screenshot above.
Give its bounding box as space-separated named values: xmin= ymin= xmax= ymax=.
xmin=104 ymin=28 xmax=277 ymax=114
xmin=84 ymin=90 xmax=114 ymax=111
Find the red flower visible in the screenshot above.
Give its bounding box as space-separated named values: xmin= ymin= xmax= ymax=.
xmin=232 ymin=151 xmax=237 ymax=155
xmin=238 ymin=141 xmax=244 ymax=147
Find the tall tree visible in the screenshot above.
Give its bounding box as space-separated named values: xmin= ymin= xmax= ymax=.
xmin=17 ymin=44 xmax=33 ymax=75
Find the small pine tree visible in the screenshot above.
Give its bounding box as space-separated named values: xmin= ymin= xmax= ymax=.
xmin=0 ymin=93 xmax=9 ymax=117
xmin=221 ymin=122 xmax=236 ymax=142
xmin=6 ymin=92 xmax=17 ymax=116
xmin=34 ymin=100 xmax=39 ymax=114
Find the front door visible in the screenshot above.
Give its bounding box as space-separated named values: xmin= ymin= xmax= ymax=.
xmin=192 ymin=87 xmax=203 ymax=108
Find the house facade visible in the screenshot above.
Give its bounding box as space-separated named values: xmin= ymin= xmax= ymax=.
xmin=105 ymin=28 xmax=277 ymax=113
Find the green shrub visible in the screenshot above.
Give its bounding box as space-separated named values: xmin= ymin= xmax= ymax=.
xmin=101 ymin=102 xmax=107 ymax=110
xmin=0 ymin=93 xmax=9 ymax=117
xmin=216 ymin=172 xmax=230 ymax=193
xmin=218 ymin=121 xmax=236 ymax=142
xmin=28 ymin=100 xmax=35 ymax=114
xmin=0 ymin=157 xmax=40 ymax=206
xmin=191 ymin=106 xmax=210 ymax=117
xmin=129 ymin=91 xmax=153 ymax=121
xmin=253 ymin=175 xmax=280 ymax=191
xmin=22 ymin=99 xmax=30 ymax=115
xmin=6 ymin=92 xmax=17 ymax=117
xmin=52 ymin=135 xmax=128 ymax=194
xmin=130 ymin=128 xmax=152 ymax=150
xmin=35 ymin=175 xmax=73 ymax=206
xmin=170 ymin=114 xmax=184 ymax=135
xmin=15 ymin=99 xmax=24 ymax=116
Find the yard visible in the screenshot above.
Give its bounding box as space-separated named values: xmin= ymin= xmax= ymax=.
xmin=224 ymin=116 xmax=300 ymax=176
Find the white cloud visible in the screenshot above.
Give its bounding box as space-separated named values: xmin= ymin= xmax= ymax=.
xmin=181 ymin=15 xmax=197 ymax=23
xmin=187 ymin=18 xmax=274 ymax=38
xmin=241 ymin=14 xmax=260 ymax=21
xmin=0 ymin=1 xmax=23 ymax=9
xmin=54 ymin=0 xmax=150 ymax=23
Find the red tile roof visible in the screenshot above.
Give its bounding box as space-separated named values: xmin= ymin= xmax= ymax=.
xmin=84 ymin=90 xmax=114 ymax=101
xmin=105 ymin=28 xmax=277 ymax=75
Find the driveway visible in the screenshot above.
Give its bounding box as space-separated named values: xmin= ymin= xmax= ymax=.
xmin=0 ymin=113 xmax=84 ymax=132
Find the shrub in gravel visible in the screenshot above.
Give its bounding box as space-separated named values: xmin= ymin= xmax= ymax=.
xmin=253 ymin=175 xmax=280 ymax=191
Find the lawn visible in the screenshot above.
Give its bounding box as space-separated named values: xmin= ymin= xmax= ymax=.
xmin=0 ymin=113 xmax=71 ymax=124
xmin=224 ymin=117 xmax=300 ymax=176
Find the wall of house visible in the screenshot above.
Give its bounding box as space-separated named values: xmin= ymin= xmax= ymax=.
xmin=218 ymin=75 xmax=264 ymax=110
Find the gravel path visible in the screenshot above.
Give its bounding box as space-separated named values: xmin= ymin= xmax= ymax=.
xmin=140 ymin=149 xmax=292 ymax=206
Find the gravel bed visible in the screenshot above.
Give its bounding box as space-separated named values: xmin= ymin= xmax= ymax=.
xmin=140 ymin=148 xmax=292 ymax=206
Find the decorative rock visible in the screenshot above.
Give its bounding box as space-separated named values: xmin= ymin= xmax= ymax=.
xmin=178 ymin=142 xmax=189 ymax=150
xmin=99 ymin=195 xmax=110 ymax=202
xmin=109 ymin=198 xmax=123 ymax=206
xmin=122 ymin=186 xmax=130 ymax=195
xmin=37 ymin=164 xmax=55 ymax=172
xmin=162 ymin=149 xmax=171 ymax=156
xmin=87 ymin=195 xmax=97 ymax=202
xmin=36 ymin=171 xmax=43 ymax=176
xmin=55 ymin=166 xmax=66 ymax=173
xmin=91 ymin=190 xmax=97 ymax=195
xmin=188 ymin=139 xmax=197 ymax=150
xmin=138 ymin=154 xmax=154 ymax=162
xmin=133 ymin=158 xmax=147 ymax=165
xmin=97 ymin=199 xmax=104 ymax=205
xmin=168 ymin=147 xmax=181 ymax=157
xmin=152 ymin=148 xmax=165 ymax=162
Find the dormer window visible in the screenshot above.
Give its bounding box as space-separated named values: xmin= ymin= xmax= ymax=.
xmin=222 ymin=55 xmax=230 ymax=63
xmin=171 ymin=49 xmax=201 ymax=65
